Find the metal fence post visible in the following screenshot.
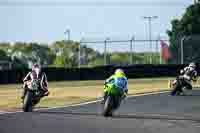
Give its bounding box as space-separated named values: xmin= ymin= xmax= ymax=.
xmin=180 ymin=36 xmax=192 ymax=64
xmin=104 ymin=38 xmax=110 ymax=66
xmin=180 ymin=36 xmax=186 ymax=64
xmin=79 ymin=39 xmax=82 ymax=68
xmin=158 ymin=36 xmax=162 ymax=64
xmin=130 ymin=36 xmax=134 ymax=64
xmin=181 ymin=36 xmax=191 ymax=64
xmin=104 ymin=39 xmax=107 ymax=66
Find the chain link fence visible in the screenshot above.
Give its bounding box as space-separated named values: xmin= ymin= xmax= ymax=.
xmin=79 ymin=37 xmax=169 ymax=67
xmin=175 ymin=35 xmax=200 ymax=64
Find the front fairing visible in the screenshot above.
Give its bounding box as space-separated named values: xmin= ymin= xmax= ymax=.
xmin=27 ymin=80 xmax=40 ymax=96
xmin=104 ymin=84 xmax=122 ymax=95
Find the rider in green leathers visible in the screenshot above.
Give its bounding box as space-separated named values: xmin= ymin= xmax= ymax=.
xmin=102 ymin=69 xmax=128 ymax=104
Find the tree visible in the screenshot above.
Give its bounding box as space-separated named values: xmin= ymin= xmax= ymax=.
xmin=11 ymin=42 xmax=56 ymax=68
xmin=50 ymin=40 xmax=79 ymax=67
xmin=26 ymin=43 xmax=56 ymax=66
xmin=0 ymin=49 xmax=9 ymax=60
xmin=167 ymin=3 xmax=200 ymax=64
xmin=109 ymin=52 xmax=129 ymax=65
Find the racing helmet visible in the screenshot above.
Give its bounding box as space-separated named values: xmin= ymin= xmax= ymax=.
xmin=32 ymin=63 xmax=41 ymax=78
xmin=114 ymin=69 xmax=125 ymax=76
xmin=189 ymin=62 xmax=196 ymax=68
xmin=32 ymin=63 xmax=40 ymax=71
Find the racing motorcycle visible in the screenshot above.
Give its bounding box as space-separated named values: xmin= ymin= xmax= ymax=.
xmin=23 ymin=79 xmax=43 ymax=112
xmin=102 ymin=83 xmax=125 ymax=117
xmin=170 ymin=76 xmax=195 ymax=96
xmin=170 ymin=76 xmax=185 ymax=96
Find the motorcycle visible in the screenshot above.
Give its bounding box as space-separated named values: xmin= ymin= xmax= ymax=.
xmin=102 ymin=84 xmax=125 ymax=117
xmin=170 ymin=76 xmax=194 ymax=96
xmin=23 ymin=79 xmax=43 ymax=112
xmin=170 ymin=76 xmax=184 ymax=96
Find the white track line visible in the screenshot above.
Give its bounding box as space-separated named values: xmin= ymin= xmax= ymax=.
xmin=0 ymin=90 xmax=170 ymax=115
xmin=36 ymin=90 xmax=170 ymax=111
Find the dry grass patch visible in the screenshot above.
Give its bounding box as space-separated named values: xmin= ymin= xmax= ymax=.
xmin=0 ymin=77 xmax=199 ymax=110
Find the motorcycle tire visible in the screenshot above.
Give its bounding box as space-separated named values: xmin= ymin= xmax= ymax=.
xmin=103 ymin=96 xmax=113 ymax=117
xmin=171 ymin=85 xmax=182 ymax=96
xmin=23 ymin=91 xmax=33 ymax=112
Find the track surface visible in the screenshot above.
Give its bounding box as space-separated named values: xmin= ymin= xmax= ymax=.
xmin=1 ymin=90 xmax=200 ymax=133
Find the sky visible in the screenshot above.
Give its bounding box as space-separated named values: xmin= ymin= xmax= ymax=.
xmin=0 ymin=0 xmax=194 ymax=52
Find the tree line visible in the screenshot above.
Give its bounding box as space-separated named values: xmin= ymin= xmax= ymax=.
xmin=167 ymin=3 xmax=200 ymax=64
xmin=0 ymin=40 xmax=162 ymax=69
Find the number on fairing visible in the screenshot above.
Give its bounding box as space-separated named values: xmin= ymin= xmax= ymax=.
xmin=115 ymin=77 xmax=126 ymax=89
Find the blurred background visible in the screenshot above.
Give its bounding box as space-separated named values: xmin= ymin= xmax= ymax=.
xmin=0 ymin=0 xmax=200 ymax=70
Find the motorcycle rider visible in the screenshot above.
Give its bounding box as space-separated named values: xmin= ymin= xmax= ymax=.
xmin=102 ymin=68 xmax=128 ymax=104
xmin=171 ymin=62 xmax=198 ymax=95
xmin=21 ymin=63 xmax=49 ymax=100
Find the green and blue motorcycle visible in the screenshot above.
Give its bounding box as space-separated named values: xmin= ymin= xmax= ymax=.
xmin=102 ymin=83 xmax=126 ymax=117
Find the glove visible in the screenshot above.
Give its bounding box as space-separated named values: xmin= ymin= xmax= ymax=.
xmin=104 ymin=81 xmax=108 ymax=85
xmin=180 ymin=70 xmax=184 ymax=75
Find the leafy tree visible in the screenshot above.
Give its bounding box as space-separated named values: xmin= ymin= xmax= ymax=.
xmin=11 ymin=42 xmax=56 ymax=68
xmin=109 ymin=52 xmax=130 ymax=65
xmin=50 ymin=40 xmax=79 ymax=67
xmin=0 ymin=49 xmax=9 ymax=60
xmin=167 ymin=3 xmax=200 ymax=64
xmin=0 ymin=42 xmax=11 ymax=52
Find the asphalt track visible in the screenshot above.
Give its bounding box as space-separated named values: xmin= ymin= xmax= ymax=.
xmin=1 ymin=90 xmax=200 ymax=133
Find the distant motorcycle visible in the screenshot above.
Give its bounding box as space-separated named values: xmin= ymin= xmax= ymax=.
xmin=102 ymin=84 xmax=125 ymax=117
xmin=170 ymin=76 xmax=184 ymax=96
xmin=170 ymin=76 xmax=193 ymax=96
xmin=23 ymin=79 xmax=43 ymax=112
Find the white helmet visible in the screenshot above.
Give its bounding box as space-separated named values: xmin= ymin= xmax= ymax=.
xmin=189 ymin=62 xmax=196 ymax=68
xmin=32 ymin=63 xmax=41 ymax=79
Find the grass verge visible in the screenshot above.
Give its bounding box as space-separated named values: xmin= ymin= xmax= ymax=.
xmin=0 ymin=77 xmax=199 ymax=111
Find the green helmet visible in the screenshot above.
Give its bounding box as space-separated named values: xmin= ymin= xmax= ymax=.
xmin=114 ymin=69 xmax=125 ymax=76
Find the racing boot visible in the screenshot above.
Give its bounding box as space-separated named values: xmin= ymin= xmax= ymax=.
xmin=101 ymin=92 xmax=108 ymax=104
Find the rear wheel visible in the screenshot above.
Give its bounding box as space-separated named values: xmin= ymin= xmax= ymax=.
xmin=103 ymin=96 xmax=113 ymax=117
xmin=23 ymin=91 xmax=33 ymax=112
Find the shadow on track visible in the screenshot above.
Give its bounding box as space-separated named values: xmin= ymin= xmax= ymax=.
xmin=34 ymin=111 xmax=200 ymax=122
xmin=34 ymin=111 xmax=99 ymax=116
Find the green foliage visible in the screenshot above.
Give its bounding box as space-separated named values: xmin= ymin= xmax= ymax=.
xmin=0 ymin=49 xmax=9 ymax=60
xmin=87 ymin=52 xmax=161 ymax=66
xmin=53 ymin=55 xmax=65 ymax=67
xmin=88 ymin=55 xmax=104 ymax=67
xmin=50 ymin=40 xmax=79 ymax=67
xmin=0 ymin=40 xmax=162 ymax=68
xmin=167 ymin=3 xmax=200 ymax=64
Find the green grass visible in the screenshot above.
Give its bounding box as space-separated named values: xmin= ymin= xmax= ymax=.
xmin=0 ymin=77 xmax=199 ymax=111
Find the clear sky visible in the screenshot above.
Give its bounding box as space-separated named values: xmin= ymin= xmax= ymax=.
xmin=0 ymin=0 xmax=193 ymax=55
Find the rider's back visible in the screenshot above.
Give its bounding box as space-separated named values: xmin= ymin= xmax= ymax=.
xmin=107 ymin=74 xmax=128 ymax=93
xmin=182 ymin=66 xmax=197 ymax=81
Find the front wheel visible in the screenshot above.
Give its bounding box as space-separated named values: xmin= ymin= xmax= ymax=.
xmin=171 ymin=84 xmax=182 ymax=96
xmin=23 ymin=91 xmax=33 ymax=112
xmin=103 ymin=96 xmax=113 ymax=117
